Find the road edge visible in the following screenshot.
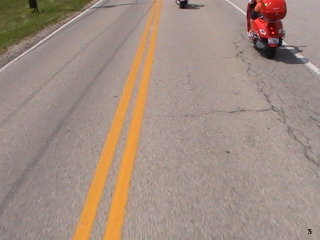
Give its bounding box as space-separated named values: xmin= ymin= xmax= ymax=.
xmin=0 ymin=0 xmax=102 ymax=71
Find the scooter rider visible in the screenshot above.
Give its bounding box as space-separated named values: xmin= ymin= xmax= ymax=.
xmin=175 ymin=0 xmax=186 ymax=5
xmin=248 ymin=0 xmax=262 ymax=38
xmin=249 ymin=0 xmax=262 ymax=19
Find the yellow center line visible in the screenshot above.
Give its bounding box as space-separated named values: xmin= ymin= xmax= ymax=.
xmin=72 ymin=4 xmax=157 ymax=240
xmin=103 ymin=0 xmax=162 ymax=239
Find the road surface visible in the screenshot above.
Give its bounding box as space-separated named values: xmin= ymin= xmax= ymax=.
xmin=0 ymin=0 xmax=320 ymax=239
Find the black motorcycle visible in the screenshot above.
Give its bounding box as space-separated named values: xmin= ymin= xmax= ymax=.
xmin=175 ymin=0 xmax=188 ymax=9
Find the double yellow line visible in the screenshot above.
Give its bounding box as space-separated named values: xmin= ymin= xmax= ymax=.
xmin=72 ymin=0 xmax=162 ymax=239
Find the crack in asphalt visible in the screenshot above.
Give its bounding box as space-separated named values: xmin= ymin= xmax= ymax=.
xmin=310 ymin=116 xmax=320 ymax=130
xmin=150 ymin=107 xmax=275 ymax=119
xmin=187 ymin=72 xmax=195 ymax=92
xmin=233 ymin=40 xmax=320 ymax=167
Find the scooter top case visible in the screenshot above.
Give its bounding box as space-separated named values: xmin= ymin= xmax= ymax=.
xmin=260 ymin=0 xmax=287 ymax=20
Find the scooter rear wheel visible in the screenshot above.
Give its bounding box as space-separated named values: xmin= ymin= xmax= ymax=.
xmin=263 ymin=47 xmax=276 ymax=59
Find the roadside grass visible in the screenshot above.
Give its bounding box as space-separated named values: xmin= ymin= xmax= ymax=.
xmin=0 ymin=0 xmax=93 ymax=54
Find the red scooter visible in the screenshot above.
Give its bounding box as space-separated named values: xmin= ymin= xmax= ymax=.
xmin=247 ymin=0 xmax=286 ymax=59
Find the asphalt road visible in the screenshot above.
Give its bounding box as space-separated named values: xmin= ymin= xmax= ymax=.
xmin=0 ymin=0 xmax=320 ymax=239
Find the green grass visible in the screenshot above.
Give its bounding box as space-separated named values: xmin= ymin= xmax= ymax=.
xmin=0 ymin=0 xmax=93 ymax=53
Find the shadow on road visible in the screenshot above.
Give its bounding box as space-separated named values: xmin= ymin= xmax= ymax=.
xmin=275 ymin=45 xmax=309 ymax=64
xmin=184 ymin=3 xmax=205 ymax=10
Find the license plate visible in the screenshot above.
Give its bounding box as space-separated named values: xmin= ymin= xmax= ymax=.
xmin=268 ymin=38 xmax=279 ymax=45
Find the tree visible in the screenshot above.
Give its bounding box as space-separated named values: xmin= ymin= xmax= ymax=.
xmin=28 ymin=0 xmax=39 ymax=12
